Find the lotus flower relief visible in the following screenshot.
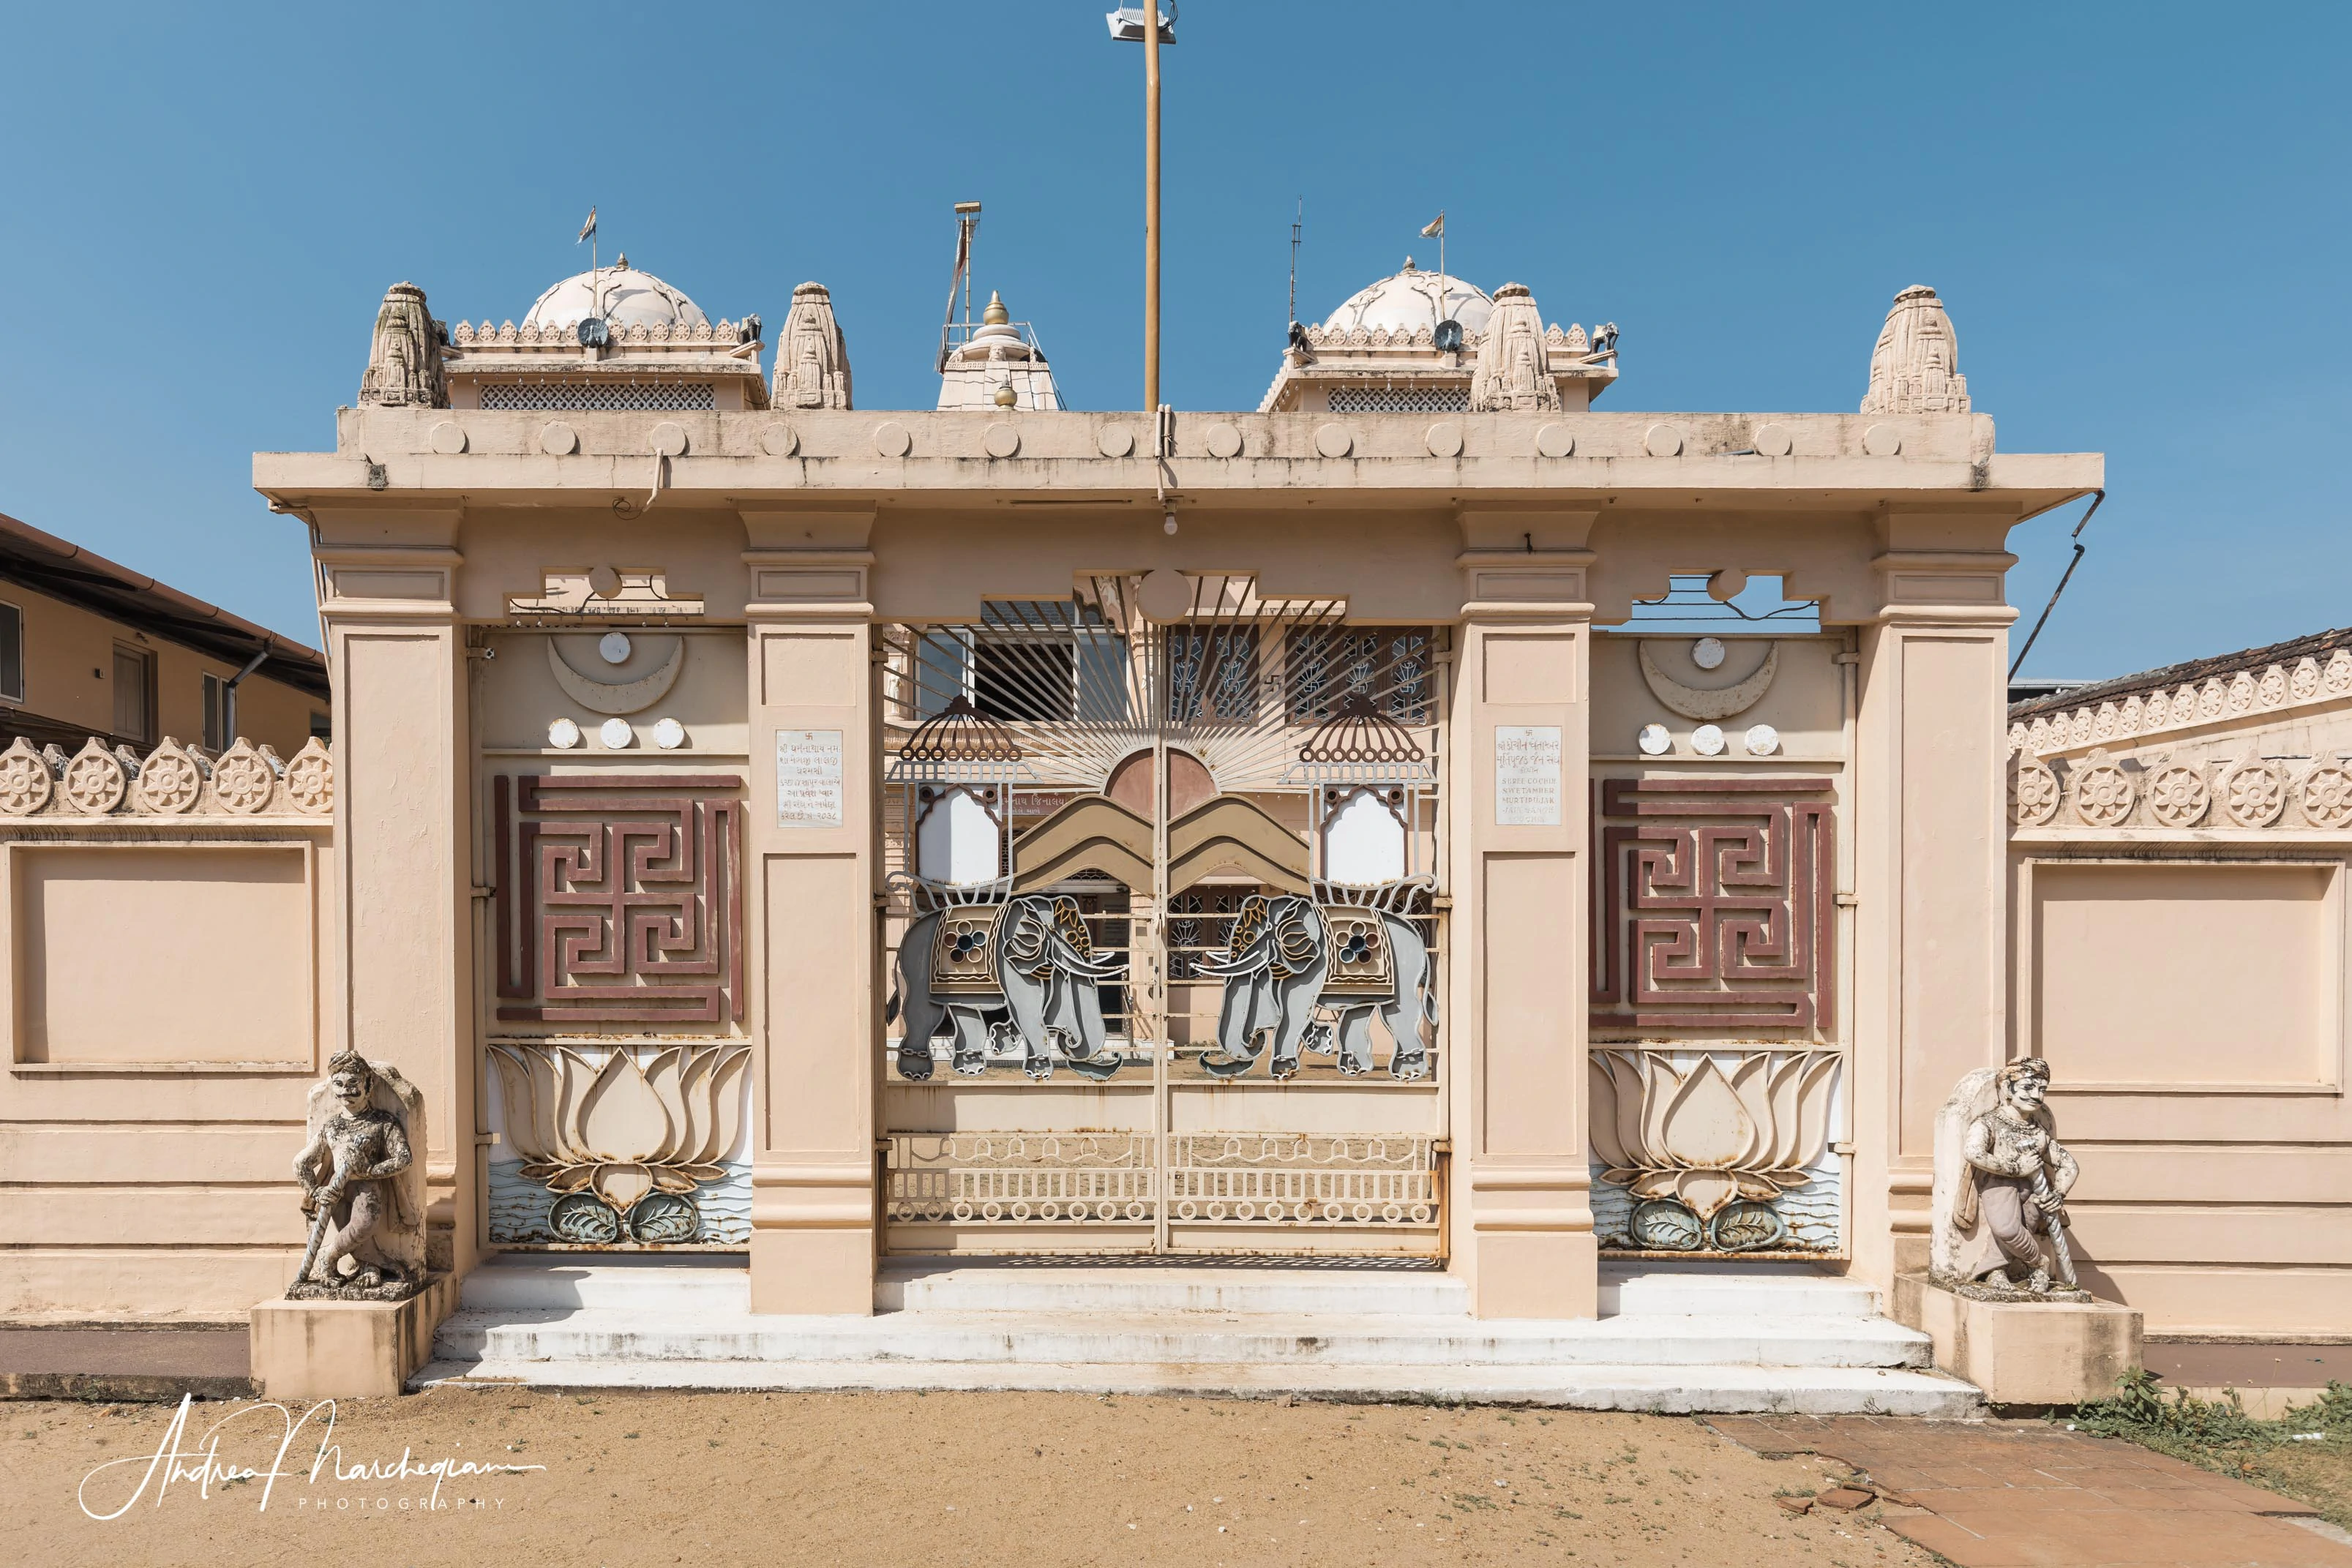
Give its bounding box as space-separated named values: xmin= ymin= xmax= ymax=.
xmin=1589 ymin=1049 xmax=1839 ymax=1248
xmin=490 ymin=1043 xmax=750 ymax=1217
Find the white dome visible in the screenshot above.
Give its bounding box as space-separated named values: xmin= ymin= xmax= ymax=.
xmin=1322 ymin=259 xmax=1493 ymax=337
xmin=522 ymin=262 xmax=709 ymax=331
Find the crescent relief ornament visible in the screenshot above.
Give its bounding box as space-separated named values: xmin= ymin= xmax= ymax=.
xmin=1638 ymin=639 xmax=1778 ymax=721
xmin=547 ymin=636 xmax=686 ymax=716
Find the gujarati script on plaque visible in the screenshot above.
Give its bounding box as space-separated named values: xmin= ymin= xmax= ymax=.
xmin=1494 ymin=724 xmax=1562 ymax=827
xmin=775 ymin=729 xmax=844 ymax=828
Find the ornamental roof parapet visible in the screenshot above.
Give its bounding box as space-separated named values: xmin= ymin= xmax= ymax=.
xmin=0 ymin=735 xmax=334 ymax=820
xmin=2009 ymin=634 xmax=2352 ymax=761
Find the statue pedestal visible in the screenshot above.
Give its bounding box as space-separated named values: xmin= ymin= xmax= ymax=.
xmin=1894 ymin=1272 xmax=2141 ymax=1409
xmin=249 ymin=1272 xmax=457 ymax=1401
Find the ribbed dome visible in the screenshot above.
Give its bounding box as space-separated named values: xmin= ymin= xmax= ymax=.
xmin=522 ymin=261 xmax=709 ymax=331
xmin=1322 ymin=259 xmax=1493 ymax=337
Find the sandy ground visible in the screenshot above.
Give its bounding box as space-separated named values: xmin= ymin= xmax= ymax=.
xmin=0 ymin=1387 xmax=1941 ymax=1567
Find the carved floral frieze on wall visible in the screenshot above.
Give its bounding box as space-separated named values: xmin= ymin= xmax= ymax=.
xmin=2011 ymin=650 xmax=2352 ymax=759
xmin=0 ymin=736 xmax=332 ymax=818
xmin=1589 ymin=776 xmax=1836 ymax=1032
xmin=2010 ymin=747 xmax=2352 ymax=831
xmin=1589 ymin=1047 xmax=1843 ymax=1255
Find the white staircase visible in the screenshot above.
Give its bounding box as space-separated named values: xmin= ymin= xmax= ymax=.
xmin=417 ymin=1255 xmax=1979 ymax=1415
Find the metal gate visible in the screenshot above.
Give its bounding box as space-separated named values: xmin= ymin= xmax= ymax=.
xmin=879 ymin=573 xmax=1447 ymax=1255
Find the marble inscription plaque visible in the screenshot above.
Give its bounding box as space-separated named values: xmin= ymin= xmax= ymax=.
xmin=1494 ymin=725 xmax=1563 ymax=826
xmin=776 ymin=729 xmax=844 ymax=828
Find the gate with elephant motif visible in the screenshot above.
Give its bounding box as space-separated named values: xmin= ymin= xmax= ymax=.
xmin=879 ymin=573 xmax=1447 ymax=1256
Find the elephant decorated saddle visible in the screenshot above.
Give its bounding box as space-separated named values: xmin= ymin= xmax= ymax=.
xmin=926 ymin=905 xmax=1007 ymax=997
xmin=1318 ymin=906 xmax=1396 ymax=996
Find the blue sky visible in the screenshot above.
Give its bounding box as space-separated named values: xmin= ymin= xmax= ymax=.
xmin=0 ymin=3 xmax=2342 ymax=679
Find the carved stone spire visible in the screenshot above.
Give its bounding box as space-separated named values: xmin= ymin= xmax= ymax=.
xmin=1468 ymin=282 xmax=1561 ymax=413
xmin=357 ymin=282 xmax=449 ymax=408
xmin=1861 ymin=284 xmax=1969 ymax=415
xmin=775 ymin=280 xmax=853 ymax=410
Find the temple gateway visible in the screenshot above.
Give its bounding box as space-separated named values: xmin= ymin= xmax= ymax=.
xmin=8 ymin=244 xmax=2338 ymax=1409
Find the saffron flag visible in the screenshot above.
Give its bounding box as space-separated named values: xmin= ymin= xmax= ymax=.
xmin=577 ymin=207 xmax=597 ymax=244
xmin=1420 ymin=211 xmax=1445 ymax=239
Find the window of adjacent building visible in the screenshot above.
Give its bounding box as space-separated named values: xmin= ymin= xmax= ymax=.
xmin=0 ymin=601 xmax=21 ymax=704
xmin=112 ymin=645 xmax=154 ymax=746
xmin=310 ymin=711 xmax=332 ymax=741
xmin=202 ymin=673 xmax=225 ymax=751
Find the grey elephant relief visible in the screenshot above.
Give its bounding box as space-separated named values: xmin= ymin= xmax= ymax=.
xmin=1196 ymin=878 xmax=1437 ymax=1080
xmin=889 ymin=884 xmax=1130 ymax=1082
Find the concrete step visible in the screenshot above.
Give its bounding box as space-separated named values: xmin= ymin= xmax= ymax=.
xmin=431 ymin=1306 xmax=1932 ymax=1370
xmin=876 ymin=1260 xmax=1469 ymax=1317
xmin=411 ymin=1354 xmax=1980 ymax=1417
xmin=1600 ymin=1263 xmax=1881 ymax=1319
xmin=461 ymin=1254 xmax=749 ymax=1313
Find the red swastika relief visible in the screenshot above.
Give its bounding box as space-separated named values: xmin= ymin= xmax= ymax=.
xmin=1590 ymin=776 xmax=1835 ymax=1032
xmin=495 ymin=774 xmax=744 ymax=1024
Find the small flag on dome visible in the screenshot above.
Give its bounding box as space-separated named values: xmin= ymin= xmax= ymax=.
xmin=1419 ymin=211 xmax=1445 ymax=239
xmin=576 ymin=207 xmax=597 ymax=244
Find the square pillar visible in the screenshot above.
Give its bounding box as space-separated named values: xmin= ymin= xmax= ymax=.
xmin=1849 ymin=524 xmax=2016 ymax=1288
xmin=1451 ymin=511 xmax=1600 ymax=1319
xmin=741 ymin=509 xmax=880 ymax=1314
xmin=312 ymin=527 xmax=477 ymax=1287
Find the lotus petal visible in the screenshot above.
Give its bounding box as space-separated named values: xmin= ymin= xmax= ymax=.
xmin=549 ymin=1046 xmax=600 ymax=1166
xmin=1657 ymin=1057 xmax=1754 ymax=1171
xmin=1599 ymin=1167 xmax=1645 ymax=1187
xmin=642 ymin=1046 xmax=688 ymax=1165
xmin=1587 ymin=1055 xmax=1633 ymax=1171
xmin=1628 ymin=1171 xmax=1681 ymax=1201
xmin=675 ymin=1049 xmax=719 ymax=1165
xmin=650 ymin=1168 xmax=705 ymax=1194
xmin=1789 ymin=1052 xmax=1840 ymax=1174
xmin=1726 ymin=1053 xmax=1770 ymax=1170
xmin=579 ymin=1049 xmax=673 ymax=1164
xmin=1671 ymin=1168 xmax=1741 ymax=1220
xmin=1733 ymin=1171 xmax=1780 ymax=1200
xmin=488 ymin=1047 xmax=552 ymax=1165
xmin=1637 ymin=1054 xmax=1682 ymax=1166
xmin=1762 ymin=1052 xmax=1805 ymax=1173
xmin=701 ymin=1046 xmax=751 ymax=1166
xmin=517 ymin=1162 xmax=566 ymax=1181
xmin=590 ymin=1160 xmax=655 ymax=1210
xmin=542 ymin=1165 xmax=598 ymax=1193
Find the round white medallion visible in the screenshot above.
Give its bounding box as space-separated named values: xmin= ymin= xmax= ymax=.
xmin=1203 ymin=422 xmax=1244 ymax=458
xmin=427 ymin=421 xmax=468 ymax=454
xmin=1535 ymin=422 xmax=1575 ymax=458
xmin=1644 ymin=421 xmax=1685 ymax=457
xmin=547 ymin=718 xmax=582 ymax=750
xmin=1862 ymin=422 xmax=1903 ymax=457
xmin=1691 ymin=636 xmax=1727 ymax=670
xmin=1692 ymin=723 xmax=1726 ymax=757
xmin=652 ymin=716 xmax=686 ymax=750
xmin=983 ymin=422 xmax=1020 ymax=459
xmin=1098 ymin=424 xmax=1136 ymax=457
xmin=597 ymin=631 xmax=632 ymax=665
xmin=1425 ymin=421 xmax=1464 ymax=458
xmin=599 ymin=717 xmax=634 ymax=749
xmin=874 ymin=421 xmax=912 ymax=457
xmin=760 ymin=424 xmax=799 ymax=457
xmin=1636 ymin=723 xmax=1671 ymax=756
xmin=650 ymin=421 xmax=689 ymax=457
xmin=1752 ymin=421 xmax=1792 ymax=457
xmin=1314 ymin=423 xmax=1354 ymax=458
xmin=1745 ymin=723 xmax=1781 ymax=756
xmin=539 ymin=421 xmax=578 ymax=456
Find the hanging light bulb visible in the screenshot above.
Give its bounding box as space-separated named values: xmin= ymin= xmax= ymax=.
xmin=1163 ymin=511 xmax=1178 ymax=535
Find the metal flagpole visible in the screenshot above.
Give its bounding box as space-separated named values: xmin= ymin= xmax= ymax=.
xmin=1144 ymin=9 xmax=1161 ymax=414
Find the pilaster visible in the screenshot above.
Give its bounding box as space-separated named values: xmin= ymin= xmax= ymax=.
xmin=1451 ymin=507 xmax=1600 ymax=1318
xmin=1850 ymin=516 xmax=2017 ymax=1288
xmin=740 ymin=507 xmax=880 ymax=1313
xmin=311 ymin=519 xmax=477 ymax=1283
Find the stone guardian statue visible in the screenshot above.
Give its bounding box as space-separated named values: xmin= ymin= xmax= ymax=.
xmin=1931 ymin=1057 xmax=2086 ymax=1299
xmin=287 ymin=1050 xmax=425 ymax=1299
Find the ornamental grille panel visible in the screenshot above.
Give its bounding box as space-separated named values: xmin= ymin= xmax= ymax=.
xmin=478 ymin=382 xmax=716 ymax=411
xmin=1324 ymin=386 xmax=1469 ymax=414
xmin=885 ymin=1133 xmax=1156 ymax=1226
xmin=1590 ymin=776 xmax=1835 ymax=1032
xmin=493 ymin=773 xmax=744 ymax=1024
xmin=1166 ymin=1135 xmax=1437 ymax=1226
